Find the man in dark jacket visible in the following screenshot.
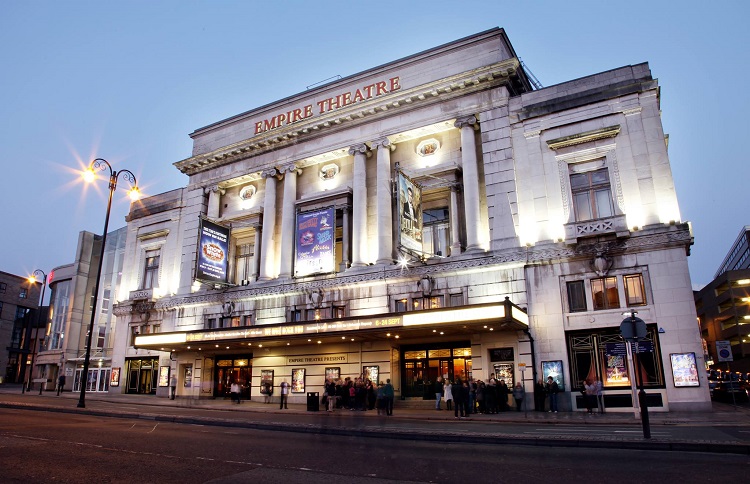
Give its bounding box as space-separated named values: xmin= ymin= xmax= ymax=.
xmin=452 ymin=378 xmax=466 ymax=418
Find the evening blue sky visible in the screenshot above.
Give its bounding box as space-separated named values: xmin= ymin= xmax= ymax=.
xmin=1 ymin=0 xmax=747 ymax=291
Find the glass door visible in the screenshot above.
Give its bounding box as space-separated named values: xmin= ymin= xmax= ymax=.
xmin=403 ymin=361 xmax=426 ymax=398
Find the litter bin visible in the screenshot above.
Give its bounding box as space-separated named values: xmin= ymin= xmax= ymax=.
xmin=307 ymin=392 xmax=320 ymax=411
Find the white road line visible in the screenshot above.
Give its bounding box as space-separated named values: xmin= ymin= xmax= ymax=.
xmin=147 ymin=423 xmax=159 ymax=433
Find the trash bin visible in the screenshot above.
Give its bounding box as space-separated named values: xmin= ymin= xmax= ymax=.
xmin=307 ymin=392 xmax=320 ymax=411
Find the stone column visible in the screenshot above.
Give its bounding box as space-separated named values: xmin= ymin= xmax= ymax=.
xmin=449 ymin=186 xmax=462 ymax=256
xmin=348 ymin=143 xmax=370 ymax=267
xmin=251 ymin=224 xmax=262 ymax=282
xmin=278 ymin=164 xmax=300 ymax=279
xmin=455 ymin=115 xmax=483 ymax=252
xmin=372 ymin=137 xmax=394 ymax=265
xmin=205 ymin=185 xmax=224 ymax=219
xmin=340 ymin=206 xmax=350 ymax=271
xmin=258 ymin=168 xmax=279 ymax=280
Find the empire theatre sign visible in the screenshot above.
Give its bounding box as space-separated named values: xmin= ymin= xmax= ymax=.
xmin=253 ymin=76 xmax=401 ymax=135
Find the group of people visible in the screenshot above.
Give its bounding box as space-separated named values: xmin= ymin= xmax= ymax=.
xmin=433 ymin=376 xmax=529 ymax=417
xmin=582 ymin=378 xmax=605 ymax=414
xmin=531 ymin=376 xmax=605 ymax=413
xmin=322 ymin=377 xmax=395 ymax=415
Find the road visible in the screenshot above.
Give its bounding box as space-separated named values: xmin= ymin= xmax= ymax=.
xmin=0 ymin=408 xmax=747 ymax=483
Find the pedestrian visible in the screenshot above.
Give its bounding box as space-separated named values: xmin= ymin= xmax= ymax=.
xmin=434 ymin=377 xmax=444 ymax=410
xmin=170 ymin=374 xmax=177 ymax=400
xmin=468 ymin=379 xmax=476 ymax=414
xmin=584 ymin=378 xmax=596 ymax=414
xmin=595 ymin=378 xmax=605 ymax=414
xmin=452 ymin=378 xmax=466 ymax=418
xmin=382 ymin=379 xmax=394 ymax=416
xmin=376 ymin=382 xmax=385 ymax=415
xmin=498 ymin=379 xmax=510 ymax=412
xmin=512 ymin=382 xmax=525 ymax=411
xmin=263 ymin=381 xmax=273 ymax=404
xmin=57 ymin=374 xmax=66 ymax=396
xmin=534 ymin=378 xmax=546 ymax=411
xmin=326 ymin=378 xmax=337 ymax=412
xmin=476 ymin=380 xmax=485 ymax=414
xmin=279 ymin=379 xmax=289 ymax=409
xmin=547 ymin=376 xmax=559 ymax=413
xmin=230 ymin=380 xmax=241 ymax=404
xmin=444 ymin=379 xmax=453 ymax=410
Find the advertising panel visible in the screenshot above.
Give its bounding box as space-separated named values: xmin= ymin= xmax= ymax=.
xmin=670 ymin=352 xmax=700 ymax=387
xmin=196 ymin=218 xmax=230 ymax=284
xmin=294 ymin=207 xmax=335 ymax=277
xmin=397 ymin=172 xmax=423 ymax=252
xmin=291 ymin=368 xmax=306 ymax=393
xmin=542 ymin=360 xmax=565 ymax=392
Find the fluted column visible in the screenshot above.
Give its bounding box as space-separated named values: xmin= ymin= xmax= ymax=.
xmin=348 ymin=143 xmax=370 ymax=267
xmin=258 ymin=168 xmax=279 ymax=280
xmin=278 ymin=164 xmax=300 ymax=279
xmin=205 ymin=185 xmax=225 ymax=219
xmin=449 ymin=186 xmax=462 ymax=256
xmin=455 ymin=115 xmax=483 ymax=252
xmin=340 ymin=206 xmax=350 ymax=271
xmin=372 ymin=137 xmax=395 ymax=265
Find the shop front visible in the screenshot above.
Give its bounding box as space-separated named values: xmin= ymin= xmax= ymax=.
xmin=402 ymin=342 xmax=472 ymax=399
xmin=125 ymin=356 xmax=159 ymax=394
xmin=215 ymin=355 xmax=252 ymax=400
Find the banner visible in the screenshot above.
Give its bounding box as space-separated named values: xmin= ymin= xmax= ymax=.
xmin=196 ymin=218 xmax=230 ymax=284
xmin=295 ymin=207 xmax=335 ymax=277
xmin=397 ymin=172 xmax=423 ymax=252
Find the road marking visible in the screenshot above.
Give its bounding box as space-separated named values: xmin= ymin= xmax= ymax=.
xmin=147 ymin=423 xmax=159 ymax=433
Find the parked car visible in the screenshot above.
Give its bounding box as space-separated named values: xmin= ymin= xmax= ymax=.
xmin=712 ymin=382 xmax=749 ymax=403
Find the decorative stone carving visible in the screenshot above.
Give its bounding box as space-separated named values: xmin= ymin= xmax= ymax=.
xmin=454 ymin=115 xmax=478 ymax=130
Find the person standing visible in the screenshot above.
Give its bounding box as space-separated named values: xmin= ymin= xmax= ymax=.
xmin=279 ymin=379 xmax=289 ymax=409
xmin=584 ymin=379 xmax=596 ymax=414
xmin=57 ymin=374 xmax=66 ymax=396
xmin=434 ymin=377 xmax=444 ymax=410
xmin=534 ymin=378 xmax=546 ymax=412
xmin=498 ymin=379 xmax=510 ymax=412
xmin=230 ymin=381 xmax=241 ymax=404
xmin=595 ymin=378 xmax=605 ymax=414
xmin=452 ymin=378 xmax=466 ymax=418
xmin=382 ymin=379 xmax=394 ymax=416
xmin=513 ymin=382 xmax=525 ymax=411
xmin=443 ymin=379 xmax=453 ymax=410
xmin=547 ymin=376 xmax=559 ymax=413
xmin=170 ymin=374 xmax=177 ymax=400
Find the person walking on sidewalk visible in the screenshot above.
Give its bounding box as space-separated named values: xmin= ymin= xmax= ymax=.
xmin=434 ymin=377 xmax=444 ymax=410
xmin=57 ymin=375 xmax=66 ymax=396
xmin=279 ymin=379 xmax=289 ymax=409
xmin=230 ymin=381 xmax=241 ymax=404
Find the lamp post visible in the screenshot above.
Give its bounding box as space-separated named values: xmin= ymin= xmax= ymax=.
xmin=78 ymin=158 xmax=139 ymax=408
xmin=24 ymin=269 xmax=47 ymax=393
xmin=620 ymin=310 xmax=651 ymax=439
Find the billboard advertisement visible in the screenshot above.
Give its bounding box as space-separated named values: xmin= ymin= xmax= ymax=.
xmin=294 ymin=206 xmax=335 ymax=277
xmin=397 ymin=172 xmax=423 ymax=252
xmin=196 ymin=218 xmax=230 ymax=284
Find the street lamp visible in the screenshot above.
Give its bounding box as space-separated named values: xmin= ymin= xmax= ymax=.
xmin=25 ymin=269 xmax=47 ymax=393
xmin=620 ymin=310 xmax=651 ymax=439
xmin=78 ymin=158 xmax=140 ymax=408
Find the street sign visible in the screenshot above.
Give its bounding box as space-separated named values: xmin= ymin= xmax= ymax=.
xmin=518 ymin=362 xmax=526 ymax=371
xmin=606 ymin=342 xmax=628 ymax=356
xmin=620 ymin=316 xmax=647 ymax=341
xmin=607 ymin=341 xmax=653 ymax=356
xmin=716 ymin=340 xmax=733 ymax=362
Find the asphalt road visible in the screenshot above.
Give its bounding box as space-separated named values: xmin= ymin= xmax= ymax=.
xmin=0 ymin=408 xmax=747 ymax=484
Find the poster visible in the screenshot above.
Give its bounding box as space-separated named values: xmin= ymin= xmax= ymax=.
xmin=325 ymin=367 xmax=340 ymax=381
xmin=670 ymin=352 xmax=700 ymax=387
xmin=294 ymin=207 xmax=335 ymax=277
xmin=110 ymin=367 xmax=120 ymax=387
xmin=363 ymin=366 xmax=379 ymax=384
xmin=542 ymin=360 xmax=565 ymax=392
xmin=397 ymin=172 xmax=423 ymax=252
xmin=605 ymin=355 xmax=630 ymax=385
xmin=184 ymin=365 xmax=193 ymax=387
xmin=158 ymin=366 xmax=170 ymax=387
xmin=260 ymin=370 xmax=274 ymax=395
xmin=196 ymin=218 xmax=230 ymax=284
xmin=291 ymin=368 xmax=306 ymax=393
xmin=493 ymin=363 xmax=514 ymax=387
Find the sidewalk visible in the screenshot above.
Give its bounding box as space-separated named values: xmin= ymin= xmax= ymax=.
xmin=1 ymin=384 xmax=749 ymax=455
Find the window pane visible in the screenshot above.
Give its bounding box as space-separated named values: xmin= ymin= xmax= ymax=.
xmin=395 ymin=299 xmax=407 ymax=312
xmin=567 ymin=281 xmax=587 ymax=312
xmin=625 ymin=274 xmax=646 ymax=306
xmin=591 ymin=169 xmax=609 ymax=185
xmin=574 ymin=193 xmax=593 ymax=221
xmin=570 ymin=173 xmax=589 ymax=189
xmin=594 ymin=189 xmax=613 ymax=218
xmin=591 ymin=277 xmax=619 ymax=310
xmin=605 ymin=277 xmax=620 ymax=308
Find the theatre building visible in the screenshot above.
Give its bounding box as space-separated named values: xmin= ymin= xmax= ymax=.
xmin=112 ymin=28 xmax=710 ymax=412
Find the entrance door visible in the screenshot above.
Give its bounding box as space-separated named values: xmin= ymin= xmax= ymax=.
xmin=403 ymin=361 xmax=426 ymax=398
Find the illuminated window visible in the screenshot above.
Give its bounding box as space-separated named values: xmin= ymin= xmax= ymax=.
xmin=567 ymin=281 xmax=587 ymax=312
xmin=19 ymin=288 xmax=27 ymax=299
xmin=291 ymin=310 xmax=302 ymax=322
xmin=591 ymin=277 xmax=619 ymax=310
xmin=624 ymin=274 xmax=647 ymax=306
xmin=395 ymin=299 xmax=408 ymax=312
xmin=333 ymin=305 xmax=346 ymax=318
xmin=234 ymin=240 xmax=255 ymax=284
xmin=423 ymin=207 xmax=450 ymax=257
xmin=571 ymin=168 xmax=613 ymax=221
xmin=142 ymin=250 xmax=160 ymax=289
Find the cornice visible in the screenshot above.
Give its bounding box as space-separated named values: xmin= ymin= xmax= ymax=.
xmin=174 ymin=59 xmax=520 ymax=177
xmin=546 ymin=125 xmax=621 ymax=151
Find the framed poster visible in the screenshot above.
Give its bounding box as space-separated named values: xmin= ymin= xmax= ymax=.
xmin=363 ymin=365 xmax=379 ymax=384
xmin=184 ymin=365 xmax=193 ymax=387
xmin=325 ymin=367 xmax=340 ymax=381
xmin=670 ymin=352 xmax=700 ymax=387
xmin=110 ymin=367 xmax=120 ymax=387
xmin=195 ymin=218 xmax=230 ymax=284
xmin=260 ymin=370 xmax=274 ymax=395
xmin=492 ymin=363 xmax=514 ymax=387
xmin=294 ymin=207 xmax=336 ymax=277
xmin=158 ymin=366 xmax=170 ymax=387
xmin=542 ymin=360 xmax=565 ymax=392
xmin=291 ymin=368 xmax=306 ymax=393
xmin=604 ymin=343 xmax=630 ymax=386
xmin=397 ymin=172 xmax=423 ymax=252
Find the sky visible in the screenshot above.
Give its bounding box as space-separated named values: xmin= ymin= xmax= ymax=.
xmin=1 ymin=0 xmax=748 ymax=293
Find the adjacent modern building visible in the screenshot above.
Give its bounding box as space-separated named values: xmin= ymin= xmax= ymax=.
xmin=695 ymin=227 xmax=750 ymax=373
xmin=114 ymin=28 xmax=709 ymax=412
xmin=0 ymin=271 xmax=42 ymax=384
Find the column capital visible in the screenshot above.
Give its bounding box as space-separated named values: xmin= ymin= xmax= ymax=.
xmin=203 ymin=185 xmax=225 ymax=195
xmin=371 ymin=137 xmax=396 ymax=152
xmin=261 ymin=168 xmax=279 ymax=179
xmin=454 ymin=115 xmax=478 ymax=130
xmin=348 ymin=143 xmax=372 ymax=157
xmin=279 ymin=163 xmax=302 ymax=176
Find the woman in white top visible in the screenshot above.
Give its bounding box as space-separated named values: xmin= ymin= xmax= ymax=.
xmin=443 ymin=380 xmax=454 ymax=411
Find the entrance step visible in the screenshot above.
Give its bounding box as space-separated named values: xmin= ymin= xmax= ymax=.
xmin=398 ymin=398 xmax=437 ymax=409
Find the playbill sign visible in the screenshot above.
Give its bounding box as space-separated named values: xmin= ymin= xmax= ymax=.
xmin=295 ymin=207 xmax=335 ymax=277
xmin=196 ymin=218 xmax=230 ymax=284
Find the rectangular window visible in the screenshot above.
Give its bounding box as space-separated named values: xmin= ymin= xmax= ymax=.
xmin=571 ymin=168 xmax=614 ymax=221
xmin=290 ymin=310 xmax=302 ymax=322
xmin=591 ymin=277 xmax=619 ymax=310
xmin=395 ymin=299 xmax=408 ymax=312
xmin=206 ymin=318 xmax=216 ymax=329
xmin=567 ymin=281 xmax=587 ymax=312
xmin=96 ymin=326 xmax=106 ymax=348
xmin=0 ymin=282 xmax=6 ymax=293
xmin=130 ymin=326 xmax=139 ymax=346
xmin=143 ymin=250 xmax=160 ymax=289
xmin=234 ymin=241 xmax=255 ymax=284
xmin=422 ymin=207 xmax=450 ymax=257
xmin=624 ymin=274 xmax=647 ymax=306
xmin=243 ymin=315 xmax=253 ymax=326
xmin=333 ymin=305 xmax=345 ymax=318
xmin=19 ymin=288 xmax=27 ymax=299
xmin=450 ymin=293 xmax=463 ymax=307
